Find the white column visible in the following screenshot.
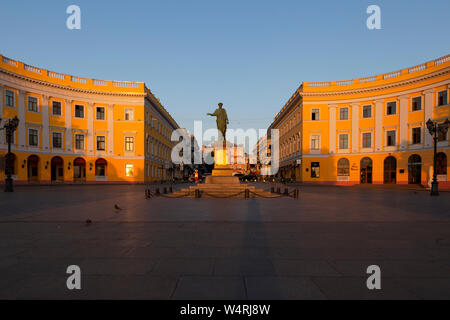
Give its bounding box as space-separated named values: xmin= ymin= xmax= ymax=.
xmin=423 ymin=89 xmax=434 ymax=148
xmin=18 ymin=90 xmax=26 ymax=149
xmin=374 ymin=99 xmax=384 ymax=152
xmin=351 ymin=103 xmax=359 ymax=153
xmin=87 ymin=102 xmax=94 ymax=154
xmin=328 ymin=104 xmax=337 ymax=154
xmin=107 ymin=104 xmax=114 ymax=155
xmin=41 ymin=95 xmax=50 ymax=151
xmin=399 ymin=95 xmax=408 ymax=150
xmin=65 ymin=99 xmax=73 ymax=152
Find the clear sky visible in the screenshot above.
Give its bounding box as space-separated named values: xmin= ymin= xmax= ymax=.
xmin=1 ymin=0 xmax=449 ymax=138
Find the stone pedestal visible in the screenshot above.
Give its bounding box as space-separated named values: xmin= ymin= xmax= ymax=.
xmin=211 ymin=141 xmax=234 ymax=177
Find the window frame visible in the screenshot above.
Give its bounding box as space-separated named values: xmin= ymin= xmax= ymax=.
xmin=125 ymin=136 xmax=135 ymax=152
xmin=124 ymin=108 xmax=134 ymax=121
xmin=28 ymin=128 xmax=39 ymax=147
xmin=362 ymin=132 xmax=372 ymax=149
xmin=311 ymin=109 xmax=320 ymax=121
xmin=362 ymin=105 xmax=372 ymax=118
xmin=337 ymin=158 xmax=350 ymax=177
xmin=386 ymin=130 xmax=396 ymax=147
xmin=96 ymin=136 xmax=106 ymax=151
xmin=75 ymin=134 xmax=85 ymax=150
xmin=52 ymin=132 xmax=62 ymax=149
xmin=52 ymin=101 xmax=62 ymax=116
xmin=338 ymin=133 xmax=349 ymax=150
xmin=74 ymin=105 xmax=85 ymax=118
xmin=125 ymin=163 xmax=134 ymax=177
xmin=5 ymin=89 xmax=15 ymax=107
xmin=339 ymin=107 xmax=349 ymax=120
xmin=27 ymin=96 xmax=39 ymax=112
xmin=437 ymin=90 xmax=448 ymax=106
xmin=412 ymin=127 xmax=422 ymax=145
xmin=411 ymin=96 xmax=422 ymax=112
xmin=96 ymin=106 xmax=105 ymax=120
xmin=386 ymin=101 xmax=397 ymax=115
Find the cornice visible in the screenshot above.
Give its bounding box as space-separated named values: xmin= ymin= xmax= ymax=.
xmin=0 ymin=68 xmax=147 ymax=98
xmin=300 ymin=68 xmax=450 ymax=97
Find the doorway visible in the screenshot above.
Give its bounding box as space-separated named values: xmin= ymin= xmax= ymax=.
xmin=360 ymin=157 xmax=373 ymax=184
xmin=384 ymin=156 xmax=397 ymax=184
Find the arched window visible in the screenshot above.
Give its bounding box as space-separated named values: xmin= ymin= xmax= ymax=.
xmin=95 ymin=158 xmax=107 ymax=176
xmin=436 ymin=152 xmax=447 ymax=175
xmin=337 ymin=158 xmax=350 ymax=176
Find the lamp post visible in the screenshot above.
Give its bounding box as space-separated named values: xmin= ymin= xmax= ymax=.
xmin=0 ymin=116 xmax=20 ymax=192
xmin=426 ymin=118 xmax=450 ymax=196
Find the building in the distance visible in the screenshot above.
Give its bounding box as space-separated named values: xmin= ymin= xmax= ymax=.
xmin=0 ymin=54 xmax=180 ymax=184
xmin=269 ymin=54 xmax=450 ymax=188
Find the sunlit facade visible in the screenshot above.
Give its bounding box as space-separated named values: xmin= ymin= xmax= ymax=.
xmin=270 ymin=55 xmax=450 ymax=188
xmin=0 ymin=54 xmax=180 ymax=184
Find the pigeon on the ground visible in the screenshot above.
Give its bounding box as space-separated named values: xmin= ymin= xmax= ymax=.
xmin=114 ymin=204 xmax=122 ymax=210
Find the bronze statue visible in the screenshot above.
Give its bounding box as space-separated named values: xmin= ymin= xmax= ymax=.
xmin=207 ymin=102 xmax=229 ymax=140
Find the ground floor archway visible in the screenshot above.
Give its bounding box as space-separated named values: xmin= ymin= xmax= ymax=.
xmin=51 ymin=156 xmax=64 ymax=182
xmin=360 ymin=157 xmax=373 ymax=184
xmin=384 ymin=156 xmax=397 ymax=184
xmin=27 ymin=155 xmax=39 ymax=182
xmin=408 ymin=154 xmax=422 ymax=185
xmin=73 ymin=157 xmax=86 ymax=182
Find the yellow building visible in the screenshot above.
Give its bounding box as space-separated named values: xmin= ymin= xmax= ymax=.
xmin=270 ymin=55 xmax=450 ymax=188
xmin=0 ymin=54 xmax=180 ymax=184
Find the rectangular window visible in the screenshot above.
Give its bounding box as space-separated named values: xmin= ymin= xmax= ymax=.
xmin=339 ymin=134 xmax=349 ymax=149
xmin=363 ymin=105 xmax=372 ymax=118
xmin=125 ymin=137 xmax=134 ymax=152
xmin=311 ymin=109 xmax=320 ymax=121
xmin=362 ymin=132 xmax=372 ymax=148
xmin=125 ymin=164 xmax=134 ymax=177
xmin=97 ymin=136 xmax=106 ymax=151
xmin=96 ymin=107 xmax=105 ymax=120
xmin=28 ymin=97 xmax=38 ymax=112
xmin=29 ymin=129 xmax=38 ymax=146
xmin=5 ymin=89 xmax=15 ymax=107
xmin=75 ymin=105 xmax=84 ymax=118
xmin=339 ymin=108 xmax=348 ymax=120
xmin=412 ymin=127 xmax=421 ymax=144
xmin=412 ymin=97 xmax=422 ymax=111
xmin=438 ymin=129 xmax=448 ymax=142
xmin=438 ymin=90 xmax=448 ymax=106
xmin=387 ymin=102 xmax=397 ymax=115
xmin=52 ymin=101 xmax=62 ymax=116
xmin=311 ymin=135 xmax=320 ymax=150
xmin=386 ymin=130 xmax=396 ymax=146
xmin=52 ymin=132 xmax=62 ymax=149
xmin=311 ymin=162 xmax=320 ymax=178
xmin=124 ymin=108 xmax=134 ymax=121
xmin=75 ymin=134 xmax=84 ymax=150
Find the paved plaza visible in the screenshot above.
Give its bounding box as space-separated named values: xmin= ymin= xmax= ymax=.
xmin=0 ymin=184 xmax=449 ymax=299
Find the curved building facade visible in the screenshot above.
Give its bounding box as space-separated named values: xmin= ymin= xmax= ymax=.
xmin=270 ymin=55 xmax=450 ymax=188
xmin=0 ymin=54 xmax=180 ymax=184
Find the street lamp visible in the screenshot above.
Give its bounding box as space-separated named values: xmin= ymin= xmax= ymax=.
xmin=426 ymin=118 xmax=450 ymax=196
xmin=0 ymin=116 xmax=20 ymax=192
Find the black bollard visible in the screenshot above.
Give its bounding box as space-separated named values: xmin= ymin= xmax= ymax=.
xmin=163 ymin=187 xmax=167 ymax=194
xmin=245 ymin=189 xmax=250 ymax=199
xmin=276 ymin=187 xmax=281 ymax=194
xmin=195 ymin=189 xmax=200 ymax=199
xmin=169 ymin=186 xmax=173 ymax=193
xmin=270 ymin=187 xmax=275 ymax=193
xmin=155 ymin=188 xmax=161 ymax=196
xmin=145 ymin=189 xmax=151 ymax=199
xmin=284 ymin=188 xmax=289 ymax=196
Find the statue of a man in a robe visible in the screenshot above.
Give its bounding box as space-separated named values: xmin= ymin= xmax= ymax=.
xmin=207 ymin=102 xmax=229 ymax=140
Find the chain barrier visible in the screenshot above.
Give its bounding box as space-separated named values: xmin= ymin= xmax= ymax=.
xmin=145 ymin=186 xmax=300 ymax=199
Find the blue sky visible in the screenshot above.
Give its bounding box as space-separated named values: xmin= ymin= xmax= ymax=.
xmin=1 ymin=0 xmax=449 ymax=135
